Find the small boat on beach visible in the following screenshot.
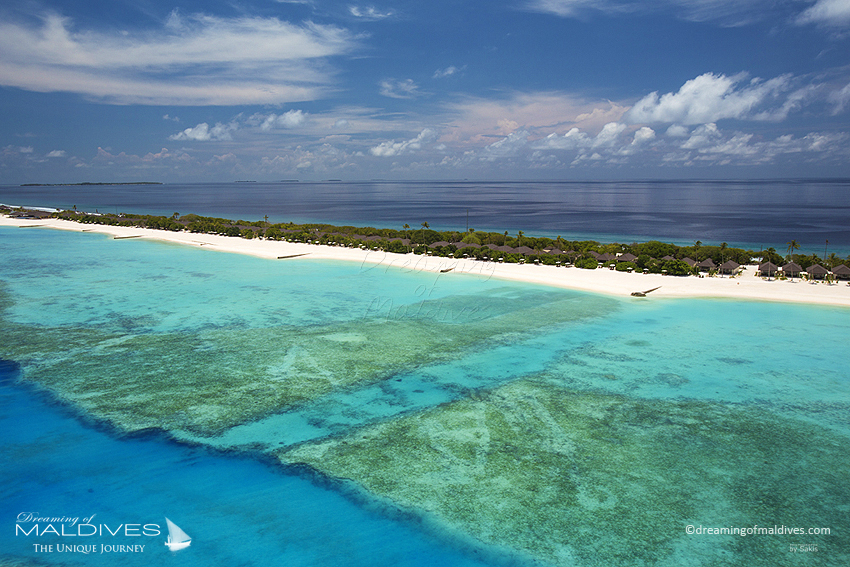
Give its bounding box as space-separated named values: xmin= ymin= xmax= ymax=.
xmin=164 ymin=517 xmax=191 ymax=551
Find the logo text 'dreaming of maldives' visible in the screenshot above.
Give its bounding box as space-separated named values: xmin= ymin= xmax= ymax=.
xmin=16 ymin=513 xmax=161 ymax=537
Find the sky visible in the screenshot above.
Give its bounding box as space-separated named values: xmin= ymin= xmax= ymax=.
xmin=1 ymin=0 xmax=850 ymax=182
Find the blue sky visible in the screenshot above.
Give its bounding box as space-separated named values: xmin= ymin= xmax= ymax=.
xmin=2 ymin=0 xmax=850 ymax=182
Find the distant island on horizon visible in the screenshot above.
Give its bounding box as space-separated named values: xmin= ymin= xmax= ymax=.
xmin=20 ymin=182 xmax=163 ymax=187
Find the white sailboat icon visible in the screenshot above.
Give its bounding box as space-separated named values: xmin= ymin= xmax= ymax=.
xmin=164 ymin=517 xmax=192 ymax=551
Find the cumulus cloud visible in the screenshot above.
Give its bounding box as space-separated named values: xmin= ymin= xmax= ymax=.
xmin=796 ymin=0 xmax=850 ymax=27
xmin=632 ymin=126 xmax=656 ymax=145
xmin=535 ymin=128 xmax=591 ymax=150
xmin=254 ymin=110 xmax=308 ymax=131
xmin=592 ymin=122 xmax=628 ymax=147
xmin=624 ymin=72 xmax=805 ymax=125
xmin=533 ymin=122 xmax=629 ymax=151
xmin=0 ymin=12 xmax=359 ymax=105
xmin=666 ymin=124 xmax=690 ymax=137
xmin=658 ymin=123 xmax=850 ymax=166
xmin=170 ymin=122 xmax=238 ymax=141
xmin=370 ymin=128 xmax=437 ymax=156
xmin=379 ymin=79 xmax=420 ymax=99
xmin=46 ymin=150 xmax=66 ymax=158
xmin=481 ymin=130 xmax=532 ymax=159
xmin=680 ymin=123 xmax=723 ymax=150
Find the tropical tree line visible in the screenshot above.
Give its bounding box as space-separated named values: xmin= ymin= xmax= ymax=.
xmin=47 ymin=210 xmax=850 ymax=270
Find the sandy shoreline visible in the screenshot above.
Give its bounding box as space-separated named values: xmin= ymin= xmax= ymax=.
xmin=3 ymin=215 xmax=850 ymax=307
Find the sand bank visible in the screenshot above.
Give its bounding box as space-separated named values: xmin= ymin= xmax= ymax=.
xmin=3 ymin=216 xmax=850 ymax=307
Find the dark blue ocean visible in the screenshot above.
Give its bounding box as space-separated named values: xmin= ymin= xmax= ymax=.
xmin=2 ymin=179 xmax=849 ymax=255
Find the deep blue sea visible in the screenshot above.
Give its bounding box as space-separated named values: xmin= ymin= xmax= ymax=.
xmin=1 ymin=179 xmax=849 ymax=255
xmin=2 ymin=183 xmax=849 ymax=566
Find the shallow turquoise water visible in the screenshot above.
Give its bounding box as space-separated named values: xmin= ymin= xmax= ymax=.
xmin=1 ymin=226 xmax=848 ymax=566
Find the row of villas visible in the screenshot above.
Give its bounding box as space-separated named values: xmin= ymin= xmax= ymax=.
xmin=756 ymin=261 xmax=850 ymax=280
xmin=303 ymin=232 xmax=850 ymax=279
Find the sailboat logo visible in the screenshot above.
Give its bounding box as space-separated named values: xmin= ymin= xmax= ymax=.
xmin=164 ymin=517 xmax=192 ymax=551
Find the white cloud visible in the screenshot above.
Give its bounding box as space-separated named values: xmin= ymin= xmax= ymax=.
xmin=592 ymin=122 xmax=628 ymax=147
xmin=535 ymin=128 xmax=592 ymax=150
xmin=46 ymin=150 xmax=67 ymax=158
xmin=444 ymin=93 xmax=628 ymax=145
xmin=829 ymin=82 xmax=850 ymax=114
xmin=333 ymin=119 xmax=351 ymax=129
xmin=524 ymin=0 xmax=793 ymax=26
xmin=349 ymin=6 xmax=394 ymax=20
xmin=533 ymin=122 xmax=628 ymax=151
xmin=254 ymin=110 xmax=308 ymax=131
xmin=433 ymin=66 xmax=465 ymax=79
xmin=370 ymin=129 xmax=438 ymax=156
xmin=624 ymin=72 xmax=802 ymax=125
xmin=524 ymin=0 xmax=614 ymax=18
xmin=666 ymin=124 xmax=690 ymax=137
xmin=0 ymin=12 xmax=359 ymax=105
xmin=170 ymin=122 xmax=238 ymax=141
xmin=680 ymin=122 xmax=723 ymax=150
xmin=797 ymin=0 xmax=850 ymax=27
xmin=19 ymin=146 xmax=34 ymax=154
xmin=632 ymin=126 xmax=656 ymax=145
xmin=481 ymin=130 xmax=531 ymax=159
xmin=379 ymin=79 xmax=420 ymax=99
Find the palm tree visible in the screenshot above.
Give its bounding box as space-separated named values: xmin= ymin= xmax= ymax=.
xmin=828 ymin=252 xmax=839 ymax=269
xmin=786 ymin=240 xmax=799 ymax=262
xmin=421 ymin=222 xmax=429 ymax=229
xmin=517 ymin=230 xmax=524 ymax=247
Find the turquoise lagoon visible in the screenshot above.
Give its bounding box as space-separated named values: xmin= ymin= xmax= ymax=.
xmin=1 ymin=226 xmax=848 ymax=566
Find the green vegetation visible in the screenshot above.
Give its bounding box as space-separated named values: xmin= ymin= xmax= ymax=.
xmin=0 ymin=205 xmax=843 ymax=269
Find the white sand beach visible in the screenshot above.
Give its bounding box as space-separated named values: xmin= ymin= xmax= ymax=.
xmin=4 ymin=215 xmax=850 ymax=307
